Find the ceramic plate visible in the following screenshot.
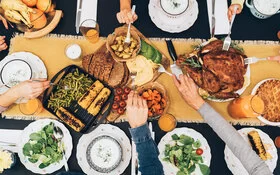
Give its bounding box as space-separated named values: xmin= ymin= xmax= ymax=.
xmin=149 ymin=0 xmax=199 ymax=33
xmin=0 ymin=52 xmax=47 ymax=103
xmin=158 ymin=127 xmax=211 ymax=175
xmin=77 ymin=124 xmax=131 ymax=175
xmin=224 ymin=128 xmax=278 ymax=175
xmin=17 ymin=119 xmax=73 ymax=174
xmin=251 ymin=78 xmax=280 ymax=126
xmin=0 ymin=59 xmax=32 ymax=88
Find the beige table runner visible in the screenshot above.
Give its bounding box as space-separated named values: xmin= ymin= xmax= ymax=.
xmin=3 ymin=34 xmax=280 ymax=125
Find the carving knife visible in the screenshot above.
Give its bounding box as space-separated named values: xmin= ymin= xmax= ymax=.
xmin=165 ymin=39 xmax=183 ymax=79
xmin=211 ymin=0 xmax=216 ymax=38
xmin=75 ymin=0 xmax=83 ymax=34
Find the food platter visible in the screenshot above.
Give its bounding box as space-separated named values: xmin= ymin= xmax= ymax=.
xmin=158 ymin=127 xmax=211 ymax=175
xmin=0 ymin=52 xmax=47 ymax=103
xmin=177 ymin=39 xmax=250 ymax=102
xmin=17 ymin=119 xmax=73 ymax=174
xmin=251 ymin=78 xmax=280 ymax=126
xmin=76 ymin=124 xmax=131 ymax=175
xmin=148 ymin=0 xmax=199 ymax=33
xmin=224 ymin=128 xmax=278 ymax=175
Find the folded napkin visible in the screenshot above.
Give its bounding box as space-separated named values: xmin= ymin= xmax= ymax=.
xmin=207 ymin=0 xmax=230 ymax=35
xmin=78 ymin=0 xmax=98 ymax=26
xmin=0 ymin=129 xmax=22 ymax=152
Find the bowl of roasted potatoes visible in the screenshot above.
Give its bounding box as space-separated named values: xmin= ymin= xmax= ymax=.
xmin=106 ymin=26 xmax=141 ymax=62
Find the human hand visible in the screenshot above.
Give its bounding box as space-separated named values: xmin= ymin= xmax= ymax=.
xmin=172 ymin=75 xmax=205 ymax=110
xmin=0 ymin=14 xmax=8 ymax=29
xmin=10 ymin=79 xmax=50 ymax=99
xmin=116 ymin=8 xmax=138 ymax=24
xmin=0 ymin=36 xmax=7 ymax=51
xmin=227 ymin=4 xmax=242 ymax=21
xmin=268 ymin=51 xmax=280 ymax=63
xmin=126 ymin=91 xmax=148 ymax=128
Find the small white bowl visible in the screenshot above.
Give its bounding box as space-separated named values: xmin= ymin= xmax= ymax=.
xmin=0 ymin=59 xmax=32 ymax=88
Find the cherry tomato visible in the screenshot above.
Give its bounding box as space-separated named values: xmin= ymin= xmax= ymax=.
xmin=112 ymin=103 xmax=119 ymax=110
xmin=114 ymin=95 xmax=121 ymax=102
xmin=275 ymin=136 xmax=280 ymax=148
xmin=119 ymin=101 xmax=127 ymax=108
xmin=116 ymin=88 xmax=123 ymax=95
xmin=196 ymin=148 xmax=203 ymax=155
xmin=124 ymin=87 xmax=131 ymax=94
xmin=117 ymin=108 xmax=125 ymax=115
xmin=121 ymin=94 xmax=128 ymax=100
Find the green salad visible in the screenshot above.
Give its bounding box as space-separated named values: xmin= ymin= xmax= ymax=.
xmin=22 ymin=122 xmax=63 ymax=169
xmin=163 ymin=134 xmax=210 ymax=175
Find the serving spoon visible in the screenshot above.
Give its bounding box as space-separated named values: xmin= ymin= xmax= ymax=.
xmin=53 ymin=126 xmax=69 ymax=171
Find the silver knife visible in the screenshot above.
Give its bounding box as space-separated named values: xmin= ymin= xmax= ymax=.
xmin=165 ymin=39 xmax=183 ymax=79
xmin=211 ymin=0 xmax=216 ymax=38
xmin=75 ymin=0 xmax=83 ymax=34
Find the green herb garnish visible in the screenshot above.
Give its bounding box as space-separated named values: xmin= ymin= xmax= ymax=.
xmin=182 ymin=56 xmax=202 ymax=69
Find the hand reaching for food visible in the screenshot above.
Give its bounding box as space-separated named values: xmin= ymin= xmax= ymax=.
xmin=0 ymin=36 xmax=7 ymax=51
xmin=268 ymin=51 xmax=280 ymax=63
xmin=172 ymin=75 xmax=205 ymax=110
xmin=228 ymin=4 xmax=243 ymax=21
xmin=10 ymin=79 xmax=50 ymax=100
xmin=126 ymin=91 xmax=148 ymax=128
xmin=116 ymin=8 xmax=138 ymax=24
xmin=0 ymin=14 xmax=8 ymax=29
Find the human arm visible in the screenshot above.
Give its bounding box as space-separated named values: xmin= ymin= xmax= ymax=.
xmin=0 ymin=79 xmax=50 ymax=109
xmin=126 ymin=91 xmax=164 ymax=175
xmin=228 ymin=0 xmax=245 ymax=20
xmin=116 ymin=0 xmax=138 ymax=24
xmin=267 ymin=50 xmax=280 ymax=63
xmin=172 ymin=74 xmax=272 ymax=175
xmin=0 ymin=36 xmax=7 ymax=52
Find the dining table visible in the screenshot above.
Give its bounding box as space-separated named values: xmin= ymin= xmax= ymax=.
xmin=0 ymin=0 xmax=279 ymax=175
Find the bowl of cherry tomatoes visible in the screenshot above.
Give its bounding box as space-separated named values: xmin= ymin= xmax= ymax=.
xmin=112 ymin=86 xmax=131 ymax=115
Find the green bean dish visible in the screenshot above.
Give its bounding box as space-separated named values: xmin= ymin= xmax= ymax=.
xmin=48 ymin=69 xmax=93 ymax=112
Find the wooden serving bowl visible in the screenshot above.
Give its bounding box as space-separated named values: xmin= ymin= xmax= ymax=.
xmin=137 ymin=82 xmax=170 ymax=119
xmin=106 ymin=26 xmax=141 ymax=62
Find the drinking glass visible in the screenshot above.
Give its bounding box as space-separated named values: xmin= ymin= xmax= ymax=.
xmin=19 ymin=98 xmax=43 ymax=115
xmin=79 ymin=19 xmax=100 ymax=43
xmin=158 ymin=113 xmax=177 ymax=132
xmin=228 ymin=95 xmax=264 ymax=119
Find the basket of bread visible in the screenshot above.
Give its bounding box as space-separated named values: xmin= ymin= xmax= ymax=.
xmin=42 ymin=65 xmax=114 ymax=133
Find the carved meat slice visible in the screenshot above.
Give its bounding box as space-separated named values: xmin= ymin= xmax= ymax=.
xmin=108 ymin=62 xmax=125 ymax=87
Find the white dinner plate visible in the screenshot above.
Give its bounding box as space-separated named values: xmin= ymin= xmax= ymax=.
xmin=158 ymin=127 xmax=211 ymax=175
xmin=148 ymin=0 xmax=199 ymax=33
xmin=224 ymin=128 xmax=278 ymax=175
xmin=77 ymin=124 xmax=131 ymax=175
xmin=17 ymin=119 xmax=73 ymax=174
xmin=251 ymin=78 xmax=280 ymax=126
xmin=0 ymin=52 xmax=47 ymax=103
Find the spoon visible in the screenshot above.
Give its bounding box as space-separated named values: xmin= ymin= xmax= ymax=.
xmin=53 ymin=126 xmax=69 ymax=171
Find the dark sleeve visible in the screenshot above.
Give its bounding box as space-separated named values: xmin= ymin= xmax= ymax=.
xmin=198 ymin=103 xmax=272 ymax=175
xmin=129 ymin=123 xmax=164 ymax=175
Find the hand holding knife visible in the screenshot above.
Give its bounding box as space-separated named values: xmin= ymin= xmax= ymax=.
xmin=75 ymin=0 xmax=83 ymax=34
xmin=165 ymin=39 xmax=183 ymax=79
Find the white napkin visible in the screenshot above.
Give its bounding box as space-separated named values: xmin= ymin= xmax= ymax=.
xmin=0 ymin=129 xmax=22 ymax=152
xmin=207 ymin=0 xmax=230 ymax=35
xmin=79 ymin=0 xmax=98 ymax=26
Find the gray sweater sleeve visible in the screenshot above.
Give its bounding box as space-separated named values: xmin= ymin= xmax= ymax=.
xmin=198 ymin=103 xmax=272 ymax=175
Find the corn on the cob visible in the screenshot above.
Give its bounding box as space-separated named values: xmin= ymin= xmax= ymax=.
xmin=248 ymin=131 xmax=270 ymax=160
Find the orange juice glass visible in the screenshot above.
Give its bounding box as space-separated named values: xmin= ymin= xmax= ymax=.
xmin=228 ymin=95 xmax=264 ymax=119
xmin=19 ymin=98 xmax=43 ymax=115
xmin=79 ymin=19 xmax=99 ymax=43
xmin=158 ymin=113 xmax=177 ymax=132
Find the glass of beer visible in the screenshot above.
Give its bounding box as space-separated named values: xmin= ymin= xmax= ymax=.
xmin=158 ymin=113 xmax=177 ymax=132
xmin=19 ymin=98 xmax=43 ymax=115
xmin=228 ymin=95 xmax=264 ymax=119
xmin=79 ymin=19 xmax=99 ymax=43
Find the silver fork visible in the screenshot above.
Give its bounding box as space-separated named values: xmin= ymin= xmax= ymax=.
xmin=124 ymin=5 xmax=136 ymax=44
xmin=244 ymin=57 xmax=267 ymax=64
xmin=222 ymin=6 xmax=238 ymax=51
xmin=158 ymin=64 xmax=172 ymax=76
xmin=130 ymin=71 xmax=137 ymax=90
